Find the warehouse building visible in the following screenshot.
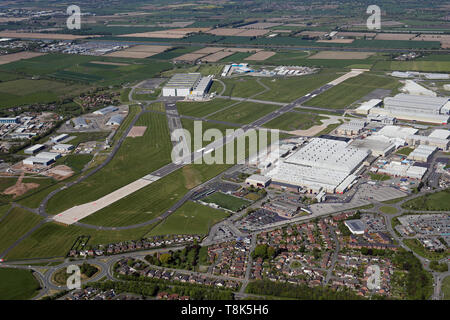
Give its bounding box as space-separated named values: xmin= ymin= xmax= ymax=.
xmin=0 ymin=116 xmax=20 ymax=124
xmin=162 ymin=73 xmax=202 ymax=97
xmin=51 ymin=133 xmax=69 ymax=143
xmin=192 ymin=75 xmax=213 ymax=97
xmin=24 ymin=144 xmax=45 ymax=155
xmin=93 ymin=106 xmax=119 ymax=115
xmin=245 ymin=174 xmax=271 ymax=188
xmin=429 ymin=129 xmax=450 ymax=140
xmin=52 ymin=144 xmax=74 ymax=153
xmin=106 ymin=114 xmax=124 ymax=126
xmin=265 ymin=138 xmax=369 ymax=194
xmin=23 ymin=151 xmax=61 ymax=167
xmin=406 ymin=134 xmax=449 ymax=151
xmin=350 ymin=136 xmax=396 ymax=157
xmin=377 ymin=161 xmax=427 ymax=180
xmin=369 ymin=94 xmax=450 ymax=124
xmin=335 ymin=119 xmax=367 ymax=136
xmin=73 ymin=117 xmax=89 ymax=129
xmin=407 ymin=145 xmax=437 ymax=162
xmin=367 ymin=114 xmax=396 ymax=125
xmin=355 ymin=99 xmax=382 ymax=115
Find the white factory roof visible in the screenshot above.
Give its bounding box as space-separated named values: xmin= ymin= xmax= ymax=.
xmin=164 ymin=73 xmax=202 ymax=89
xmin=53 ymin=143 xmax=73 ymax=150
xmin=375 ymin=125 xmax=418 ymax=139
xmin=52 ymin=133 xmax=69 ymax=142
xmin=266 ymin=161 xmax=349 ymax=192
xmin=378 ymin=161 xmax=427 ymax=179
xmin=391 ymin=71 xmax=413 ymax=78
xmin=36 ymin=151 xmax=61 ymax=160
xmin=93 ymin=106 xmax=119 ymax=115
xmin=355 ymin=99 xmax=382 ymax=113
xmin=246 ymin=174 xmax=271 ymax=184
xmin=106 ymin=114 xmax=124 ymax=126
xmin=336 ymin=119 xmax=367 ymax=131
xmin=24 ymin=144 xmax=45 ymax=153
xmin=284 ymin=138 xmax=369 ymax=174
xmin=384 ymin=94 xmax=448 ymax=112
xmin=408 ymin=145 xmax=437 ymax=161
xmin=428 ymin=129 xmax=450 ymax=140
xmin=350 ymin=136 xmax=395 ymax=155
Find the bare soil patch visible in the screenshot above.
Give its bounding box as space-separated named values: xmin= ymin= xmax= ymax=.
xmin=127 ymin=126 xmax=147 ymax=138
xmin=0 ymin=51 xmax=46 ymax=65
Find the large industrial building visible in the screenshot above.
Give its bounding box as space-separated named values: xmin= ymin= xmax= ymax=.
xmin=407 ymin=145 xmax=437 ymax=162
xmin=369 ymin=94 xmax=450 ymax=124
xmin=350 ymin=136 xmax=396 ymax=157
xmin=265 ymin=138 xmax=369 ymax=194
xmin=106 ymin=114 xmax=124 ymax=126
xmin=93 ymin=106 xmax=119 ymax=116
xmin=335 ymin=119 xmax=367 ymax=136
xmin=377 ymin=161 xmax=427 ymax=180
xmin=0 ymin=116 xmax=20 ymax=124
xmin=162 ymin=73 xmax=213 ymax=97
xmin=23 ymin=151 xmax=61 ymax=167
xmin=24 ymin=144 xmax=45 ymax=155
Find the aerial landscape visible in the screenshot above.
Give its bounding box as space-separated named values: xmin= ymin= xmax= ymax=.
xmin=0 ymin=0 xmax=448 ymax=309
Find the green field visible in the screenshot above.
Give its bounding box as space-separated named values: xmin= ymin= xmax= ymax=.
xmin=369 ymin=172 xmax=391 ymax=181
xmin=148 ymin=201 xmax=229 ymax=236
xmin=305 ymin=73 xmax=400 ymax=109
xmin=263 ymin=112 xmax=328 ymax=131
xmin=222 ymin=77 xmax=266 ymax=98
xmin=0 ymin=79 xmax=88 ymax=108
xmin=56 ymin=154 xmax=93 ymax=172
xmin=443 ymin=276 xmax=450 ymax=300
xmin=0 ymin=268 xmax=41 ymax=300
xmin=0 ymin=207 xmax=43 ymax=254
xmin=46 ymin=112 xmax=173 ymax=215
xmin=0 ymin=53 xmax=172 ymax=87
xmin=177 ymin=98 xmax=235 ymax=118
xmin=402 ymin=189 xmax=450 ymax=211
xmin=6 ymin=221 xmax=158 ymax=260
xmin=396 ymin=147 xmax=414 ymax=156
xmin=257 ymin=71 xmax=339 ymax=103
xmin=379 ymin=206 xmax=398 ymax=214
xmin=210 ymin=101 xmax=279 ymax=124
xmin=202 ymin=192 xmax=251 ymax=212
xmin=373 ymin=60 xmax=450 ymax=73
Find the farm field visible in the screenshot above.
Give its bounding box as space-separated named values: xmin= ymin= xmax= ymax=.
xmin=0 ymin=78 xmax=88 ymax=108
xmin=257 ymin=71 xmax=339 ymax=102
xmin=0 ymin=268 xmax=41 ymax=300
xmin=0 ymin=53 xmax=172 ymax=86
xmin=305 ymin=74 xmax=400 ymax=109
xmin=209 ymin=101 xmax=280 ymax=124
xmin=262 ymin=112 xmax=328 ymax=131
xmin=46 ymin=112 xmax=173 ymax=215
xmin=372 ymin=60 xmax=450 ymax=73
xmin=202 ymin=192 xmax=251 ymax=212
xmin=221 ymin=77 xmax=266 ymax=98
xmin=401 ymin=189 xmax=450 ymax=211
xmin=148 ymin=201 xmax=229 ymax=236
xmin=0 ymin=207 xmax=43 ymax=254
xmin=177 ymin=98 xmax=235 ymax=118
xmin=57 ymin=154 xmax=93 ymax=173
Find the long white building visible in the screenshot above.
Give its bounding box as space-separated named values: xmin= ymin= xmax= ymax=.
xmin=266 ymin=138 xmax=369 ymax=193
xmin=369 ymin=94 xmax=450 ymax=124
xmin=162 ymin=73 xmax=212 ymax=97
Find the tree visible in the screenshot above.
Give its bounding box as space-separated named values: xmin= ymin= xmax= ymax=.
xmin=159 ymin=253 xmax=172 ymax=264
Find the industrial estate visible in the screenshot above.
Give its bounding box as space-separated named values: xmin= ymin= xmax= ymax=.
xmin=0 ymin=0 xmax=448 ymax=305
